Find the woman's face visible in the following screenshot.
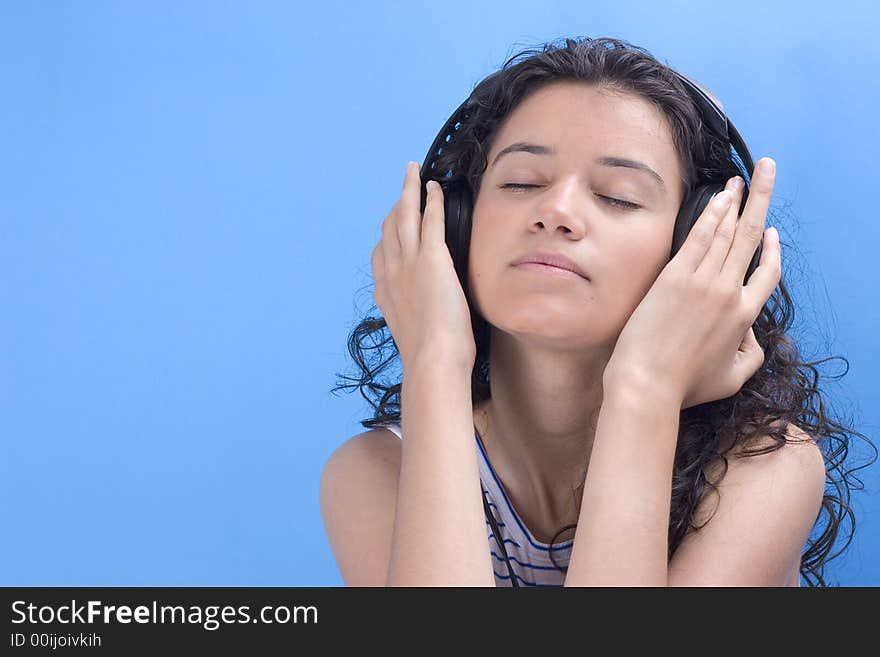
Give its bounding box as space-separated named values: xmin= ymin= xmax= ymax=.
xmin=468 ymin=81 xmax=687 ymax=350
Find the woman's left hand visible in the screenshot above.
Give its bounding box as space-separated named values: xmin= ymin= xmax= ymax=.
xmin=603 ymin=157 xmax=782 ymax=410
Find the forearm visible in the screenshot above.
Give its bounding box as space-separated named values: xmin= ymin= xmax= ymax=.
xmin=564 ymin=379 xmax=681 ymax=586
xmin=387 ymin=355 xmax=495 ymax=586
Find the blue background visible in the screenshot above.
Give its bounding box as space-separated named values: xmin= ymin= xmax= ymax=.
xmin=2 ymin=1 xmax=877 ymax=586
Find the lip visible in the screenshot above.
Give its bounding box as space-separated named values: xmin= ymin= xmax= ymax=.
xmin=512 ymin=250 xmax=589 ymax=279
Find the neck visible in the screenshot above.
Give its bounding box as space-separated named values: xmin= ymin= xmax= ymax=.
xmin=474 ymin=330 xmax=612 ymax=539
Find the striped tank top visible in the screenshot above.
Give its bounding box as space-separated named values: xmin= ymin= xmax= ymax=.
xmin=382 ymin=422 xmax=573 ymax=587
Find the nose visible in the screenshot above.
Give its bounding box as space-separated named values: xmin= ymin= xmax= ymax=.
xmin=530 ymin=176 xmax=588 ymax=238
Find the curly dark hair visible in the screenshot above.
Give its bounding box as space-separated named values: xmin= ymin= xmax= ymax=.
xmin=330 ymin=36 xmax=877 ymax=586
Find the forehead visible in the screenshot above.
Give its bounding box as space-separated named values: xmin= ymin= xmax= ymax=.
xmin=489 ymin=82 xmax=679 ymax=173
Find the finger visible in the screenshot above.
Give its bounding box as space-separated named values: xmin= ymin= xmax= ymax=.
xmin=737 ymin=325 xmax=757 ymax=352
xmin=741 ymin=225 xmax=782 ymax=320
xmin=696 ymin=176 xmax=745 ymax=276
xmin=421 ymin=179 xmax=446 ymax=246
xmin=381 ymin=201 xmax=402 ymax=265
xmin=396 ymin=161 xmax=423 ymax=258
xmin=676 ymin=189 xmax=733 ymax=271
xmin=734 ymin=326 xmax=765 ymax=384
xmin=722 ymin=157 xmax=775 ymax=285
xmin=381 ymin=162 xmax=414 ymax=265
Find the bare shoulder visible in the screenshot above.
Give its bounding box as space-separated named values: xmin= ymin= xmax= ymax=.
xmin=669 ymin=422 xmax=827 ymax=585
xmin=324 ymin=426 xmax=402 ymax=471
xmin=730 ymin=422 xmax=825 ymax=483
xmin=698 ymin=422 xmax=826 ymax=521
xmin=318 ymin=427 xmax=402 ymax=586
xmin=703 ymin=422 xmax=825 ymax=483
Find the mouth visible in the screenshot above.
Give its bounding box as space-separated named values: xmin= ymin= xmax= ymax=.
xmin=511 ymin=250 xmax=589 ymax=280
xmin=513 ymin=262 xmax=589 ymax=280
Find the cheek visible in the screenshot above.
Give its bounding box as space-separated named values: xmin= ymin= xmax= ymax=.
xmin=466 ymin=216 xmax=504 ymax=282
xmin=465 ymin=235 xmax=496 ymax=315
xmin=606 ymin=239 xmax=669 ymax=308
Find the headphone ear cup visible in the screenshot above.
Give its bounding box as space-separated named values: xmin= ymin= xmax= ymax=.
xmin=671 ymin=184 xmax=721 ymax=262
xmin=438 ymin=178 xmax=473 ymax=293
xmin=436 ymin=178 xmax=494 ymax=367
xmin=671 ymin=183 xmax=762 ymax=285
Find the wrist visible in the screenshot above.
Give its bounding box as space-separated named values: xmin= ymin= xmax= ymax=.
xmin=602 ymin=362 xmax=684 ymax=411
xmin=404 ymin=348 xmax=475 ymax=381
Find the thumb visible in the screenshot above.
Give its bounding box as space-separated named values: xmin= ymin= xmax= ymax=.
xmin=734 ymin=326 xmax=764 ymax=384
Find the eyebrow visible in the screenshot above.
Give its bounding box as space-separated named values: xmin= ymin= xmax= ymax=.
xmin=490 ymin=141 xmax=667 ymax=193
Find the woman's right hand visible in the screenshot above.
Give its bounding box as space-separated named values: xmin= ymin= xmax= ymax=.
xmin=371 ymin=161 xmax=477 ymax=373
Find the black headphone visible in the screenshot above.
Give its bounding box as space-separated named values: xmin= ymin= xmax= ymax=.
xmin=415 ymin=68 xmax=763 ymax=587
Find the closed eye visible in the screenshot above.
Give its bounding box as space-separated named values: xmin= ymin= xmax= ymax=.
xmin=498 ymin=183 xmax=641 ymax=210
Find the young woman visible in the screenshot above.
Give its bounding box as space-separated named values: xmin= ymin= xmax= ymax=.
xmin=322 ymin=37 xmax=875 ymax=587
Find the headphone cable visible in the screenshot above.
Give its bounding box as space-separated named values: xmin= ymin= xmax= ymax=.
xmin=483 ymin=488 xmax=519 ymax=587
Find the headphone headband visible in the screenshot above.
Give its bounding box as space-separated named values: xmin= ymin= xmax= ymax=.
xmin=420 ymin=68 xmax=755 ymax=184
xmin=672 ymin=70 xmax=755 ymax=180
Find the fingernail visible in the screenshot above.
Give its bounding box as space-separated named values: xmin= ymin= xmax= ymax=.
xmin=759 ymin=158 xmax=776 ymax=176
xmin=729 ymin=176 xmax=745 ymax=191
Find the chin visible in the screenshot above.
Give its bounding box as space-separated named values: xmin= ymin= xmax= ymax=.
xmin=486 ymin=309 xmax=611 ymax=348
